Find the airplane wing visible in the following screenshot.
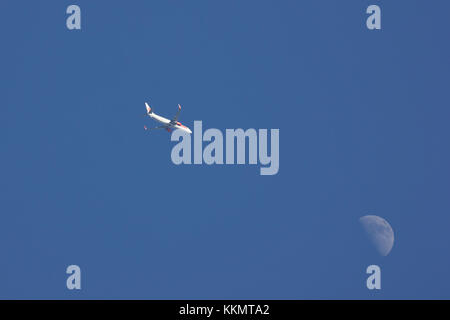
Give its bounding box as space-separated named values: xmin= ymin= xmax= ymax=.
xmin=144 ymin=125 xmax=166 ymax=131
xmin=171 ymin=104 xmax=182 ymax=122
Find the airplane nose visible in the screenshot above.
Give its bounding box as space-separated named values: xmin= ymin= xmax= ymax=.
xmin=187 ymin=128 xmax=192 ymax=134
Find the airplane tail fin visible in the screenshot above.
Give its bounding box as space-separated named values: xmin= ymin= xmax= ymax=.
xmin=145 ymin=102 xmax=153 ymax=114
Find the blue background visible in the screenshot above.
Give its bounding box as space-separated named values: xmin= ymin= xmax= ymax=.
xmin=1 ymin=1 xmax=449 ymax=299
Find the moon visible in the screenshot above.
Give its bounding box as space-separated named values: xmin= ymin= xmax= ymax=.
xmin=359 ymin=215 xmax=394 ymax=256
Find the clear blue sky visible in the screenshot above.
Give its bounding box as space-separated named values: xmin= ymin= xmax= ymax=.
xmin=1 ymin=1 xmax=449 ymax=299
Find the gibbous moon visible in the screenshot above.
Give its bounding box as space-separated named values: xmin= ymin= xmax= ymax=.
xmin=359 ymin=215 xmax=394 ymax=256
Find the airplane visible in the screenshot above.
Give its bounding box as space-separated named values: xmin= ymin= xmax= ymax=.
xmin=143 ymin=102 xmax=192 ymax=134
